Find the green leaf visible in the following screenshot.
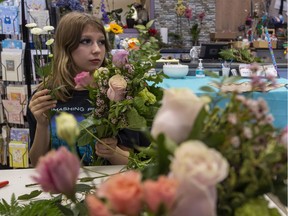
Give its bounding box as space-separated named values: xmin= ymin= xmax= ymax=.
xmin=187 ymin=107 xmax=207 ymax=140
xmin=146 ymin=20 xmax=155 ymax=29
xmin=75 ymin=184 xmax=93 ymax=193
xmin=126 ymin=108 xmax=147 ymax=129
xmin=200 ymin=86 xmax=216 ymax=93
xmin=18 ymin=190 xmax=42 ymax=200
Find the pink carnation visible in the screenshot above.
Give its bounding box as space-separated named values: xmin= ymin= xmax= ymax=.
xmin=97 ymin=171 xmax=143 ymax=215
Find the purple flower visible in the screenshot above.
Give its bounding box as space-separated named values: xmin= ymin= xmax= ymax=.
xmin=112 ymin=50 xmax=129 ymax=68
xmin=56 ymin=0 xmax=84 ymax=12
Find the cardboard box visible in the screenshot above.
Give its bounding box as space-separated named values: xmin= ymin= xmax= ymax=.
xmin=232 ymin=41 xmax=250 ymax=49
xmin=253 ymin=41 xmax=277 ymax=49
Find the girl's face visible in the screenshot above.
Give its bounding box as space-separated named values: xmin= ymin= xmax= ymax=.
xmin=71 ymin=24 xmax=106 ymax=73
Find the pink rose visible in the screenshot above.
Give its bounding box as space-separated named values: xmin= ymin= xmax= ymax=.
xmin=32 ymin=147 xmax=80 ymax=198
xmin=74 ymin=71 xmax=94 ymax=89
xmin=151 ymin=88 xmax=207 ymax=144
xmin=143 ymin=176 xmax=178 ymax=213
xmin=97 ymin=171 xmax=143 ymax=215
xmin=107 ymin=74 xmax=127 ymax=102
xmin=112 ymin=50 xmax=129 ymax=68
xmin=85 ymin=194 xmax=112 ymax=216
xmin=170 ymin=181 xmax=217 ymax=216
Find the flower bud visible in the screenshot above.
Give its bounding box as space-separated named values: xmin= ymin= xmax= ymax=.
xmin=56 ymin=112 xmax=80 ymax=146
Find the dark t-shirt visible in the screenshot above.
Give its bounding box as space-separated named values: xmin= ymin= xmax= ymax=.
xmin=27 ymin=89 xmax=150 ymax=165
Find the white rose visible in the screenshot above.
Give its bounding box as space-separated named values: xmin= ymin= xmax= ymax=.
xmin=43 ymin=25 xmax=55 ymax=31
xmin=45 ymin=38 xmax=54 ymax=46
xmin=31 ymin=27 xmax=43 ymax=35
xmin=56 ymin=112 xmax=80 ymax=146
xmin=151 ymin=88 xmax=207 ymax=144
xmin=25 ymin=23 xmax=37 ymax=28
xmin=170 ymin=140 xmax=229 ymax=186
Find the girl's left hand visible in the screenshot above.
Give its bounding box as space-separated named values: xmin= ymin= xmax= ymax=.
xmin=95 ymin=137 xmax=117 ymax=159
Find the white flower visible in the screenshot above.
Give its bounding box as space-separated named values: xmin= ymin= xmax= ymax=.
xmin=45 ymin=38 xmax=54 ymax=46
xmin=25 ymin=23 xmax=37 ymax=28
xmin=151 ymin=88 xmax=208 ymax=144
xmin=31 ymin=27 xmax=43 ymax=35
xmin=56 ymin=112 xmax=80 ymax=146
xmin=43 ymin=25 xmax=55 ymax=31
xmin=170 ymin=140 xmax=229 ymax=186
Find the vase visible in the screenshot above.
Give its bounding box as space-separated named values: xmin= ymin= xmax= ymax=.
xmin=126 ymin=18 xmax=136 ymax=28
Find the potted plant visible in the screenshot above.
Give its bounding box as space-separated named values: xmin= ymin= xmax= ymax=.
xmin=125 ymin=4 xmax=136 ymax=28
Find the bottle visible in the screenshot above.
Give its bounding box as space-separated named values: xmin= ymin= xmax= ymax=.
xmin=195 ymin=59 xmax=205 ymax=77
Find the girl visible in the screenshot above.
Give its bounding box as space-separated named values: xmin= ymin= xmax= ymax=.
xmin=27 ymin=12 xmax=149 ymax=167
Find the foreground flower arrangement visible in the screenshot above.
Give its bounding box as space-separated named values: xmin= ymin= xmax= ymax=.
xmin=1 ymin=74 xmax=286 ymax=215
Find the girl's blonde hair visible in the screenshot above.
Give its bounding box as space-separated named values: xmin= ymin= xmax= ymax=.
xmin=41 ymin=12 xmax=109 ymax=101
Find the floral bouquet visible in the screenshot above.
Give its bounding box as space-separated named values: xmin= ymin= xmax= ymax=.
xmin=75 ymin=20 xmax=164 ymax=163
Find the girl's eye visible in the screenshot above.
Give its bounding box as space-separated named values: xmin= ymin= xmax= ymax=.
xmin=79 ymin=38 xmax=92 ymax=45
xmin=97 ymin=40 xmax=106 ymax=46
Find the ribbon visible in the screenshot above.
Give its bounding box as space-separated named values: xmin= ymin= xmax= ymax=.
xmin=264 ymin=27 xmax=278 ymax=75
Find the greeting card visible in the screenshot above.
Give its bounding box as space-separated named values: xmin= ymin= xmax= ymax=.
xmin=6 ymin=84 xmax=28 ymax=104
xmin=0 ymin=6 xmax=19 ymax=34
xmin=2 ymin=99 xmax=25 ymax=125
xmin=8 ymin=141 xmax=29 ymax=168
xmin=1 ymin=51 xmax=24 ymax=81
xmin=28 ymin=10 xmax=50 ymax=28
xmin=10 ymin=127 xmax=29 ymax=144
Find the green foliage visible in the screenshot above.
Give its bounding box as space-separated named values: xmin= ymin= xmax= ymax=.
xmin=235 ymin=197 xmax=281 ymax=216
xmin=219 ymin=48 xmax=262 ymax=63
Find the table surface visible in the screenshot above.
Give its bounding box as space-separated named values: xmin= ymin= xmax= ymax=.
xmin=0 ymin=166 xmax=286 ymax=216
xmin=0 ymin=165 xmax=124 ymax=201
xmin=157 ymin=77 xmax=288 ymax=128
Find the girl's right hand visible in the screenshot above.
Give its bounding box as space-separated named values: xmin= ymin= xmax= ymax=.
xmin=29 ymin=89 xmax=57 ymax=126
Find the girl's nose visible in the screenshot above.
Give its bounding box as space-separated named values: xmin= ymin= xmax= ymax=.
xmin=92 ymin=42 xmax=100 ymax=53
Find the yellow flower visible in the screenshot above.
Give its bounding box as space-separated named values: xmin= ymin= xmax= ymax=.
xmin=109 ymin=23 xmax=123 ymax=34
xmin=56 ymin=112 xmax=80 ymax=146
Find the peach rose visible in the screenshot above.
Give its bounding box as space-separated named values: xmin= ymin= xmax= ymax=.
xmin=107 ymin=74 xmax=127 ymax=102
xmin=85 ymin=194 xmax=112 ymax=216
xmin=151 ymin=88 xmax=207 ymax=144
xmin=32 ymin=147 xmax=80 ymax=199
xmin=170 ymin=140 xmax=228 ymax=186
xmin=97 ymin=171 xmax=143 ymax=215
xmin=143 ymin=176 xmax=178 ymax=213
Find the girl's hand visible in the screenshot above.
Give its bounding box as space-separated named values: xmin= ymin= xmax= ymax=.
xmin=29 ymin=89 xmax=57 ymax=126
xmin=95 ymin=137 xmax=118 ymax=159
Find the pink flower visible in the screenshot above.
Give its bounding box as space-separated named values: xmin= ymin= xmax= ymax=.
xmin=143 ymin=176 xmax=178 ymax=213
xmin=107 ymin=74 xmax=127 ymax=102
xmin=74 ymin=71 xmax=94 ymax=89
xmin=151 ymin=88 xmax=207 ymax=144
xmin=170 ymin=181 xmax=217 ymax=216
xmin=32 ymin=147 xmax=80 ymax=198
xmin=185 ymin=6 xmax=192 ymax=20
xmin=85 ymin=194 xmax=112 ymax=216
xmin=112 ymin=50 xmax=129 ymax=68
xmin=279 ymin=126 xmax=288 ymax=148
xmin=97 ymin=171 xmax=143 ymax=215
